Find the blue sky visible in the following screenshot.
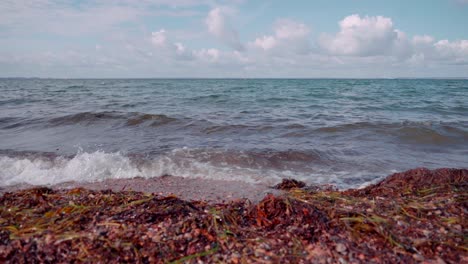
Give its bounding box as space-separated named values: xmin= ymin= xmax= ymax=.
xmin=1 ymin=0 xmax=467 ymax=78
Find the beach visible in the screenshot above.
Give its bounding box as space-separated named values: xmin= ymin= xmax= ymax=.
xmin=53 ymin=176 xmax=278 ymax=203
xmin=1 ymin=168 xmax=467 ymax=263
xmin=2 ymin=0 xmax=468 ymax=261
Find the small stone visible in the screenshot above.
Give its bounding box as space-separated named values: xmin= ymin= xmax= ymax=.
xmin=254 ymin=248 xmax=266 ymax=257
xmin=338 ymin=257 xmax=347 ymax=264
xmin=412 ymin=254 xmax=424 ymax=261
xmin=335 ymin=243 xmax=347 ymax=253
xmin=439 ymin=227 xmax=447 ymax=234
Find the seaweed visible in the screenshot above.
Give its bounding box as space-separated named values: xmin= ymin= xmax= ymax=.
xmin=0 ymin=168 xmax=466 ymax=263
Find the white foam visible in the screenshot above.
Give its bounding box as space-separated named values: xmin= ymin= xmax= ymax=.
xmin=0 ymin=150 xmax=380 ymax=189
xmin=0 ymin=150 xmax=282 ymax=186
xmin=0 ymin=151 xmax=141 ymax=186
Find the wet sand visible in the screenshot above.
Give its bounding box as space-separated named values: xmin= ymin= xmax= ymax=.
xmin=1 ymin=176 xmax=280 ymax=203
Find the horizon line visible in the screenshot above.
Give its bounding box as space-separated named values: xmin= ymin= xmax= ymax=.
xmin=1 ymin=77 xmax=467 ymax=80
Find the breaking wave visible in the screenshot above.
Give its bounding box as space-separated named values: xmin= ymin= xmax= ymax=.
xmin=0 ymin=148 xmax=375 ymax=189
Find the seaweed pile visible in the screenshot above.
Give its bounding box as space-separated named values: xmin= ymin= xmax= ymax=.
xmin=1 ymin=168 xmax=466 ymax=263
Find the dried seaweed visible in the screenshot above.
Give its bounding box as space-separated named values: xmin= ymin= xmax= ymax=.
xmin=0 ymin=168 xmax=466 ymax=263
xmin=273 ymin=178 xmax=306 ymax=190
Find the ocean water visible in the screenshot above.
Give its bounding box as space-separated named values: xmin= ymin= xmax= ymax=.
xmin=0 ymin=78 xmax=467 ymax=189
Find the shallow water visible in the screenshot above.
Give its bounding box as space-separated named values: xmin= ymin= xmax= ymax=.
xmin=0 ymin=78 xmax=466 ymax=188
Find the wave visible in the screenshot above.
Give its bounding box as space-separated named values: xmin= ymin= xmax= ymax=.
xmin=126 ymin=114 xmax=177 ymax=126
xmin=0 ymin=117 xmax=20 ymax=128
xmin=0 ymin=116 xmax=44 ymax=130
xmin=0 ymin=98 xmax=40 ymax=106
xmin=1 ymin=110 xmax=309 ymax=134
xmin=187 ymin=94 xmax=229 ymax=103
xmin=315 ymin=121 xmax=468 ymax=145
xmin=3 ymin=110 xmax=467 ymax=148
xmin=47 ymin=112 xmax=181 ymax=127
xmin=0 ymin=148 xmax=357 ymax=188
xmin=49 ymin=112 xmax=122 ymax=126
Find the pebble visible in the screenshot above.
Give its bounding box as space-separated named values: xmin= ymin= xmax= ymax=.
xmin=412 ymin=254 xmax=424 ymax=261
xmin=338 ymin=257 xmax=348 ymax=264
xmin=335 ymin=243 xmax=347 ymax=253
xmin=183 ymin=233 xmax=192 ymax=240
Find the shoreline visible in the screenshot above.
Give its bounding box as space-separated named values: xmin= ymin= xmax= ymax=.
xmin=1 ymin=167 xmax=466 ymax=263
xmin=0 ymin=176 xmax=281 ymax=204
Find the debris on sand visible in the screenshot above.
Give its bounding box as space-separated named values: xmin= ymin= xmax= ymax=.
xmin=0 ymin=168 xmax=466 ymax=263
xmin=273 ymin=178 xmax=306 ymax=190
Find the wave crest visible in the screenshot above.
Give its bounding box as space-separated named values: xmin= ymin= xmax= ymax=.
xmin=0 ymin=148 xmax=349 ymax=188
xmin=47 ymin=112 xmax=180 ymax=127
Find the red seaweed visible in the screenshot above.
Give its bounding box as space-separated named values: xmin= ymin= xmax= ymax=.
xmin=0 ymin=168 xmax=466 ymax=263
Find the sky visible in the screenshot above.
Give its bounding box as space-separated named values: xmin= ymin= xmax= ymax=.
xmin=1 ymin=0 xmax=467 ymax=78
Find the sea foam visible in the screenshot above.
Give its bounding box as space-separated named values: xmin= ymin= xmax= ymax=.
xmin=0 ymin=149 xmax=378 ymax=189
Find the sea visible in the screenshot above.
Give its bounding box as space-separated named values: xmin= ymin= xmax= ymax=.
xmin=0 ymin=78 xmax=466 ymax=189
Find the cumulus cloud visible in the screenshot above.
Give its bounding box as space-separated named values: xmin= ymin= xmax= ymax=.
xmin=205 ymin=7 xmax=244 ymax=51
xmin=434 ymin=40 xmax=468 ymax=57
xmin=150 ymin=29 xmax=193 ymax=60
xmin=149 ymin=29 xmax=229 ymax=63
xmin=253 ymin=36 xmax=276 ymax=51
xmin=194 ymin=48 xmax=221 ymax=62
xmin=433 ymin=40 xmax=468 ymax=64
xmin=251 ymin=19 xmax=310 ymax=55
xmin=274 ymin=19 xmax=310 ymax=39
xmin=319 ymin=14 xmax=406 ymax=56
xmin=151 ymin=29 xmax=168 ymax=46
xmin=406 ymin=35 xmax=468 ymax=65
xmin=1 ymin=0 xmax=467 ymax=78
xmin=412 ymin=35 xmax=435 ymax=45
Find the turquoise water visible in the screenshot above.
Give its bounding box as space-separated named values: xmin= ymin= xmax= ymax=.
xmin=0 ymin=79 xmax=467 ymax=188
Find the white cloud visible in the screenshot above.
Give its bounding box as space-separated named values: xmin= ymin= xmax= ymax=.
xmin=0 ymin=0 xmax=219 ymax=38
xmin=194 ymin=48 xmax=220 ymax=62
xmin=205 ymin=7 xmax=244 ymax=51
xmin=316 ymin=14 xmax=468 ymax=65
xmin=174 ymin=42 xmax=186 ymax=53
xmin=274 ymin=19 xmax=309 ymax=39
xmin=253 ymin=36 xmax=276 ymax=51
xmin=433 ymin=39 xmax=468 ymax=64
xmin=1 ymin=1 xmax=467 ymax=78
xmin=0 ymin=1 xmax=142 ymax=37
xmin=150 ymin=29 xmax=194 ymax=60
xmin=412 ymin=35 xmax=435 ymax=45
xmin=149 ymin=29 xmax=234 ymax=63
xmin=319 ymin=14 xmax=405 ymax=56
xmin=250 ymin=19 xmax=310 ymax=55
xmin=434 ymin=40 xmax=468 ymax=57
xmin=407 ymin=36 xmax=468 ymax=65
xmin=151 ymin=29 xmax=168 ymax=46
